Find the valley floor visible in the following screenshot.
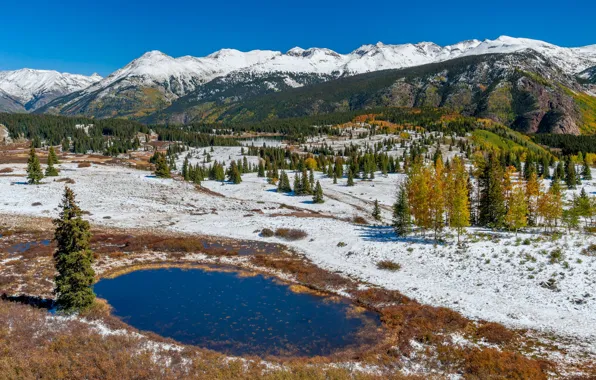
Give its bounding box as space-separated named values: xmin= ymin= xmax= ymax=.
xmin=1 ymin=147 xmax=595 ymax=370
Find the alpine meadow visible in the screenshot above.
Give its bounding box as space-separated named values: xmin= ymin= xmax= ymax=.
xmin=1 ymin=3 xmax=596 ymax=378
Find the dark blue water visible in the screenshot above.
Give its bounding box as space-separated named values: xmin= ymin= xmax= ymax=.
xmin=94 ymin=268 xmax=379 ymax=356
xmin=8 ymin=239 xmax=51 ymax=254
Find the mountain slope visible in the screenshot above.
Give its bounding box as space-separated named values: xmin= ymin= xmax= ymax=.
xmin=0 ymin=69 xmax=102 ymax=111
xmin=37 ymin=36 xmax=596 ymax=121
xmin=153 ymin=51 xmax=594 ymax=135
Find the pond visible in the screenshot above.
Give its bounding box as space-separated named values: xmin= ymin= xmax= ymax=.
xmin=94 ymin=268 xmax=380 ymax=357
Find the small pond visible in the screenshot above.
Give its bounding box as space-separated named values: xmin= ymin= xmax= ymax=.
xmin=94 ymin=268 xmax=380 ymax=357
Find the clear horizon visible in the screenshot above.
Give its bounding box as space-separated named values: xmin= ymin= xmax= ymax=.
xmin=1 ymin=0 xmax=594 ymax=76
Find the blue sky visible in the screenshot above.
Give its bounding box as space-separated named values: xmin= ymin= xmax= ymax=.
xmin=1 ymin=0 xmax=594 ymax=76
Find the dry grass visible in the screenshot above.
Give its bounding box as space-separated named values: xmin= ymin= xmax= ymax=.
xmin=77 ymin=161 xmax=91 ymax=168
xmin=377 ymin=260 xmax=401 ymax=271
xmin=0 ymin=167 xmax=13 ymax=173
xmin=476 ymin=322 xmax=516 ymax=345
xmin=274 ymin=228 xmax=308 ymax=241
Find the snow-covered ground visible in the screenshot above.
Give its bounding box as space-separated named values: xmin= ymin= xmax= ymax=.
xmin=1 ymin=148 xmax=595 ymax=354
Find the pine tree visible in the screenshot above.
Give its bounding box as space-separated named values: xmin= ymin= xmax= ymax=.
xmin=582 ymin=157 xmax=592 ymax=180
xmin=347 ymin=168 xmax=354 ymax=186
xmin=301 ymin=169 xmax=311 ymax=194
xmin=154 ymin=153 xmax=171 ymax=178
xmin=577 ymin=188 xmax=593 ymax=227
xmin=372 ymin=199 xmax=381 ymax=221
xmin=228 ymin=161 xmax=242 ymax=184
xmin=565 ymin=157 xmax=578 ymax=189
xmin=312 ymin=181 xmax=324 ymax=203
xmin=506 ymin=186 xmax=528 ymax=235
xmin=53 ymin=187 xmax=95 ymax=313
xmin=393 ymin=184 xmax=411 ymax=236
xmin=277 ymin=170 xmax=291 ymax=192
xmin=479 ymin=153 xmax=506 ymax=228
xmin=293 ymin=172 xmax=302 ymax=195
xmin=182 ymin=156 xmax=189 ymax=180
xmin=45 ymin=146 xmax=59 ymax=176
xmin=27 ymin=147 xmax=43 ymax=184
xmin=48 ymin=146 xmax=59 ymax=164
xmin=257 ymin=161 xmax=265 ymax=177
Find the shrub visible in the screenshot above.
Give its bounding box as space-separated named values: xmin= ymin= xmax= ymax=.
xmin=274 ymin=228 xmax=307 ymax=241
xmin=463 ymin=347 xmax=548 ymax=379
xmin=352 ymin=216 xmax=368 ymax=224
xmin=337 ymin=242 xmax=347 ymax=247
xmin=260 ymin=228 xmax=274 ymax=237
xmin=548 ymin=249 xmax=564 ymax=264
xmin=377 ymin=260 xmax=402 ymax=271
xmin=0 ymin=167 xmax=13 ymax=173
xmin=581 ymin=244 xmax=596 ymax=257
xmin=476 ymin=322 xmax=515 ymax=345
xmin=31 ymin=202 xmax=42 ymax=206
xmin=522 ymin=238 xmax=531 ymax=245
xmin=77 ymin=162 xmax=91 ymax=168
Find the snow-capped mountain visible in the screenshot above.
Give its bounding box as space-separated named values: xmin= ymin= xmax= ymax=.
xmin=0 ymin=69 xmax=102 ymax=111
xmin=29 ymin=36 xmax=596 ymax=120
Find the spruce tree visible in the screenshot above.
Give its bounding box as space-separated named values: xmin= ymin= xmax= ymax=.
xmin=393 ymin=184 xmax=411 ymax=236
xmin=478 ymin=153 xmax=506 ymax=228
xmin=53 ymin=187 xmax=95 ymax=313
xmin=347 ymin=168 xmax=354 ymax=186
xmin=312 ymin=181 xmax=324 ymax=203
xmin=154 ymin=153 xmax=171 ymax=178
xmin=27 ymin=147 xmax=43 ymax=184
xmin=582 ymin=158 xmax=592 ymax=180
xmin=182 ymin=156 xmax=189 ymax=180
xmin=565 ymin=157 xmax=578 ymax=189
xmin=45 ymin=146 xmax=59 ymax=176
xmin=372 ymin=199 xmax=381 ymax=221
xmin=293 ymin=172 xmax=302 ymax=195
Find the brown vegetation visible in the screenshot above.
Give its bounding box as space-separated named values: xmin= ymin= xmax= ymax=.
xmin=274 ymin=228 xmax=308 ymax=240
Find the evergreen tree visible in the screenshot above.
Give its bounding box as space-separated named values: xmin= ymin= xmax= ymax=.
xmin=154 ymin=153 xmax=171 ymax=178
xmin=393 ymin=184 xmax=411 ymax=236
xmin=565 ymin=157 xmax=578 ymax=189
xmin=577 ymin=188 xmax=593 ymax=227
xmin=582 ymin=157 xmax=592 ymax=180
xmin=53 ymin=187 xmax=95 ymax=313
xmin=48 ymin=145 xmax=59 ymax=164
xmin=228 ymin=161 xmax=242 ymax=184
xmin=479 ymin=153 xmax=506 ymax=228
xmin=45 ymin=146 xmax=59 ymax=176
xmin=312 ymin=181 xmax=324 ymax=203
xmin=293 ymin=172 xmax=302 ymax=195
xmin=372 ymin=199 xmax=381 ymax=221
xmin=277 ymin=170 xmax=292 ymax=192
xmin=27 ymin=147 xmax=43 ymax=184
xmin=182 ymin=156 xmax=189 ymax=180
xmin=257 ymin=161 xmax=265 ymax=177
xmin=347 ymin=168 xmax=354 ymax=186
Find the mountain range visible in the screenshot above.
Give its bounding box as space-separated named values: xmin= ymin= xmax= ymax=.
xmin=2 ymin=36 xmax=596 ymax=134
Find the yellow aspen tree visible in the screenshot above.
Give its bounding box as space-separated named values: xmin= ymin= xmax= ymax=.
xmin=428 ymin=163 xmax=445 ymax=241
xmin=408 ymin=162 xmax=431 ymax=236
xmin=505 ymin=185 xmax=528 ymax=235
xmin=525 ymin=172 xmax=540 ymax=226
xmin=450 ymin=157 xmax=470 ymax=244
